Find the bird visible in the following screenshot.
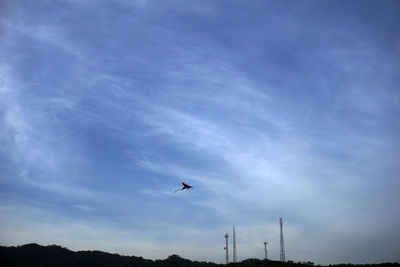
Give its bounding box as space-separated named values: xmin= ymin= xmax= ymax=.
xmin=174 ymin=182 xmax=193 ymax=194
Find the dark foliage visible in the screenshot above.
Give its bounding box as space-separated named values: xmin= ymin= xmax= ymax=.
xmin=0 ymin=243 xmax=398 ymax=267
xmin=0 ymin=244 xmax=214 ymax=267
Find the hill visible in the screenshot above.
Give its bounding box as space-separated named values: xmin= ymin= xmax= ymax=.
xmin=0 ymin=243 xmax=398 ymax=267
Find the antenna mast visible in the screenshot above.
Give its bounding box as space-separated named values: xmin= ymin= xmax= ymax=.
xmin=233 ymin=226 xmax=237 ymax=262
xmin=264 ymin=242 xmax=268 ymax=260
xmin=224 ymin=233 xmax=229 ymax=264
xmin=280 ymin=217 xmax=285 ymax=262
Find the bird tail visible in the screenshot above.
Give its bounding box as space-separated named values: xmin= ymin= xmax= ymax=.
xmin=174 ymin=189 xmax=182 ymax=194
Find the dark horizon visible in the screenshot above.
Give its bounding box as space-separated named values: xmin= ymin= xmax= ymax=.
xmin=1 ymin=243 xmax=399 ymax=267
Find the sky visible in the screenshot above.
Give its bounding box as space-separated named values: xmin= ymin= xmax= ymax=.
xmin=1 ymin=0 xmax=400 ymax=265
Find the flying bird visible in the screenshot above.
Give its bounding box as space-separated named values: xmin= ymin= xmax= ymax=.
xmin=174 ymin=182 xmax=193 ymax=194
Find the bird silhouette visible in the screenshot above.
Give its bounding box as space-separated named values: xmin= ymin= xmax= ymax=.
xmin=174 ymin=182 xmax=193 ymax=194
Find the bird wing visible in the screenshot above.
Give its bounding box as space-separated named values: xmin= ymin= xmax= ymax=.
xmin=182 ymin=182 xmax=190 ymax=187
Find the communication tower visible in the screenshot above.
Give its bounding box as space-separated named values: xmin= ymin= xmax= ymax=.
xmin=280 ymin=217 xmax=285 ymax=262
xmin=264 ymin=241 xmax=268 ymax=260
xmin=224 ymin=233 xmax=229 ymax=264
xmin=233 ymin=226 xmax=237 ymax=262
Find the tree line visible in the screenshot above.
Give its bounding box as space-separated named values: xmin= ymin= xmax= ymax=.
xmin=0 ymin=243 xmax=398 ymax=267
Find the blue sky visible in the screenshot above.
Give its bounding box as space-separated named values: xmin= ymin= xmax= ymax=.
xmin=1 ymin=0 xmax=399 ymax=264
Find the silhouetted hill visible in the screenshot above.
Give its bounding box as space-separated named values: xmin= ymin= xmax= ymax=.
xmin=0 ymin=244 xmax=215 ymax=267
xmin=0 ymin=243 xmax=399 ymax=267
